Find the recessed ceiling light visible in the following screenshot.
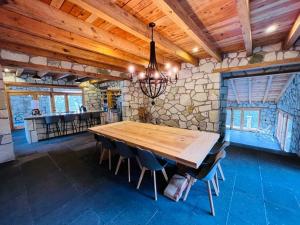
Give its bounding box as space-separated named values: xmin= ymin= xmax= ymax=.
xmin=265 ymin=24 xmax=278 ymax=34
xmin=192 ymin=47 xmax=199 ymax=53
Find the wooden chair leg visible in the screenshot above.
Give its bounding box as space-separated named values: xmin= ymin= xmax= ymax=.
xmin=99 ymin=148 xmax=106 ymax=165
xmin=137 ymin=167 xmax=146 ymax=189
xmin=128 ymin=158 xmax=131 ymax=183
xmin=211 ymin=177 xmax=219 ymax=196
xmin=218 ymin=163 xmax=225 ymax=181
xmin=108 ymin=150 xmax=111 ymax=171
xmin=153 ymin=170 xmax=157 ymax=201
xmin=115 ymin=156 xmax=123 ymax=175
xmin=161 ymin=168 xmax=168 ymax=182
xmin=136 ymin=156 xmax=142 ymax=170
xmin=207 ymin=181 xmax=215 ymax=216
xmin=183 ymin=176 xmax=193 ymax=201
xmin=215 ymin=173 xmax=220 ymax=195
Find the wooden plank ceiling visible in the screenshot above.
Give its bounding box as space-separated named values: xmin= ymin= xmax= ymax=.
xmin=0 ymin=0 xmax=299 ymax=81
xmin=227 ymin=73 xmax=296 ymax=103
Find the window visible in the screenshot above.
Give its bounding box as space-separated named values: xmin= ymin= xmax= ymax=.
xmin=7 ymin=84 xmax=84 ymax=129
xmin=243 ymin=110 xmax=259 ymax=130
xmin=232 ymin=110 xmax=241 ymax=129
xmin=68 ymin=95 xmax=83 ymax=112
xmin=54 ymin=95 xmax=66 ymax=113
xmin=9 ymin=95 xmax=33 ymax=128
xmin=227 ymin=108 xmax=260 ymax=131
xmin=276 ymin=110 xmax=293 ymax=152
xmin=38 ymin=95 xmax=51 ymax=115
xmin=226 ymin=109 xmax=231 ymax=128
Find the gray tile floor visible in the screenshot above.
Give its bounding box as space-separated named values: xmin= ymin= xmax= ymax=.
xmin=1 ymin=131 xmax=300 ymax=225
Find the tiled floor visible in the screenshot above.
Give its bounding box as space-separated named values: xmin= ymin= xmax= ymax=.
xmin=1 ymin=132 xmax=300 ymax=225
xmin=225 ymin=129 xmax=281 ymax=152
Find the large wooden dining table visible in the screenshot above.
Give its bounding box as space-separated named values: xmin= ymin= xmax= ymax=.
xmin=89 ymin=121 xmax=220 ymax=169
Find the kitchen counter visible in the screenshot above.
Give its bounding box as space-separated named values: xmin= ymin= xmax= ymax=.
xmin=23 ymin=110 xmax=119 ymax=144
xmin=24 ymin=111 xmax=104 ymax=120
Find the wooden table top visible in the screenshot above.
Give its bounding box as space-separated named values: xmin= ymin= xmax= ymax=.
xmin=89 ymin=121 xmax=220 ymax=169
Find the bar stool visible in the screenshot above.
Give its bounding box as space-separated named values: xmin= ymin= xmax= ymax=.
xmin=44 ymin=116 xmax=61 ymax=139
xmin=61 ymin=114 xmax=77 ymax=135
xmin=79 ymin=113 xmax=91 ymax=131
xmin=91 ymin=112 xmax=101 ymax=126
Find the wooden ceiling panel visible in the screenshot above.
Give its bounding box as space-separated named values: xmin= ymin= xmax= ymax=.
xmin=1 ymin=0 xmax=299 ymax=73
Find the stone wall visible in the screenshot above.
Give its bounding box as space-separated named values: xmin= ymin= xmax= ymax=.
xmin=227 ymin=101 xmax=277 ymax=135
xmin=0 ymin=49 xmax=125 ymax=80
xmin=83 ymin=80 xmax=121 ymax=111
xmin=0 ymin=67 xmax=15 ymax=163
xmin=277 ymin=74 xmax=300 ymax=154
xmin=122 ymin=42 xmax=300 ymax=138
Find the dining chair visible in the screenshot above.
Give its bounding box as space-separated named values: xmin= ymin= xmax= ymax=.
xmin=94 ymin=134 xmax=104 ymax=158
xmin=136 ymin=148 xmax=168 ymax=201
xmin=114 ymin=140 xmax=141 ymax=182
xmin=182 ymin=149 xmax=227 ymax=216
xmin=204 ymin=141 xmax=230 ymax=181
xmin=99 ymin=136 xmax=115 ymax=171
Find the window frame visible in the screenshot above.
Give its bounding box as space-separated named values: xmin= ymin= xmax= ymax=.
xmin=276 ymin=109 xmax=293 ymax=151
xmin=5 ymin=86 xmax=84 ymax=130
xmin=226 ymin=107 xmax=261 ymax=131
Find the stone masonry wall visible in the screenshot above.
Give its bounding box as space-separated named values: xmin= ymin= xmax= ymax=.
xmin=227 ymin=101 xmax=277 ymax=135
xmin=122 ymin=42 xmax=300 ymax=138
xmin=277 ymin=74 xmax=300 ymax=154
xmin=0 ymin=68 xmax=15 ymax=163
xmin=83 ymin=80 xmax=121 ymax=111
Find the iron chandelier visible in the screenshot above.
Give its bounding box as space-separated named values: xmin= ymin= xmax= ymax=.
xmin=128 ymin=22 xmax=178 ymax=105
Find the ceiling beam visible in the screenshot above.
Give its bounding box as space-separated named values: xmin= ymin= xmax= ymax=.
xmin=248 ymin=77 xmax=252 ymax=103
xmin=37 ymin=71 xmax=49 ymax=77
xmin=85 ymin=13 xmax=98 ymax=23
xmin=284 ymin=14 xmax=300 ymax=49
xmin=15 ymin=68 xmax=24 ymax=77
xmin=54 ymin=73 xmax=71 ymax=80
xmin=0 ymin=59 xmax=127 ymax=81
xmin=230 ymin=79 xmax=240 ymax=104
xmin=0 ymin=41 xmax=127 ymax=72
xmin=213 ymin=58 xmax=300 ymax=73
xmin=0 ymin=8 xmax=154 ymax=68
xmin=276 ymin=74 xmax=296 ymax=102
xmin=50 ymin=0 xmax=64 ymax=9
xmin=0 ymin=26 xmax=145 ymax=72
xmin=1 ymin=0 xmax=176 ymax=67
xmin=236 ymin=0 xmax=252 ymax=56
xmin=68 ymin=0 xmax=198 ymax=65
xmin=154 ymin=0 xmax=221 ymax=61
xmin=263 ymin=75 xmax=273 ymax=103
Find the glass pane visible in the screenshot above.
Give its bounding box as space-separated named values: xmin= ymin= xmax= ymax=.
xmin=226 ymin=109 xmax=231 ymax=128
xmin=68 ymin=95 xmax=82 ymax=112
xmin=54 ymin=95 xmax=66 ymax=113
xmin=38 ymin=95 xmax=51 ymax=115
xmin=243 ymin=110 xmax=259 ymax=129
xmin=10 ymin=95 xmax=33 ymax=128
xmin=232 ymin=110 xmax=241 ymax=129
xmin=284 ymin=118 xmax=293 ymax=152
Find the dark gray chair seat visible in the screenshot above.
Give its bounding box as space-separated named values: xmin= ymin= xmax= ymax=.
xmin=61 ymin=114 xmax=77 ymax=134
xmin=99 ymin=136 xmax=115 ymax=171
xmin=182 ymin=142 xmax=229 ymax=216
xmin=136 ymin=148 xmax=169 ymax=201
xmin=114 ymin=140 xmax=141 ymax=182
xmin=44 ymin=116 xmax=61 ymax=138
